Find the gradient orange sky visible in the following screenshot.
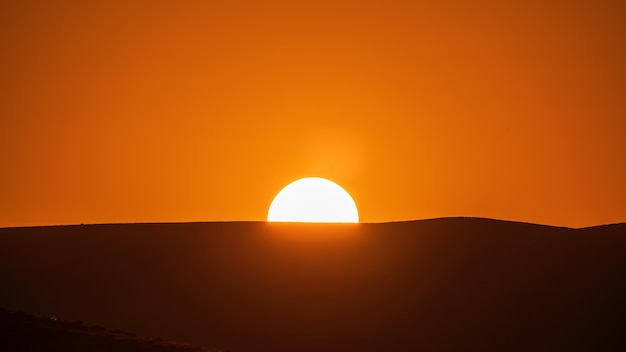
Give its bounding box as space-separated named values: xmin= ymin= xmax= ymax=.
xmin=1 ymin=0 xmax=625 ymax=228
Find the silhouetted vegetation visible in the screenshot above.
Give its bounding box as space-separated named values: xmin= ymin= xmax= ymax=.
xmin=0 ymin=307 xmax=224 ymax=352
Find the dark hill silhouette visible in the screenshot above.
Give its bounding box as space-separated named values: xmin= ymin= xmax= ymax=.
xmin=0 ymin=307 xmax=223 ymax=352
xmin=1 ymin=218 xmax=625 ymax=352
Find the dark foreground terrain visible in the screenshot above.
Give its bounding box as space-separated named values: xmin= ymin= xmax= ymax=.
xmin=0 ymin=307 xmax=222 ymax=352
xmin=1 ymin=218 xmax=625 ymax=352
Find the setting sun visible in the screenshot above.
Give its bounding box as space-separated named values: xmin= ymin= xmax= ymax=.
xmin=267 ymin=177 xmax=358 ymax=223
xmin=2 ymin=1 xmax=625 ymax=351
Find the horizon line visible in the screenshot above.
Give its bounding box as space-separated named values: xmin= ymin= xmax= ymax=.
xmin=2 ymin=216 xmax=624 ymax=231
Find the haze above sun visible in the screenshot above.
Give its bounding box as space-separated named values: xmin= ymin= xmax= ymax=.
xmin=268 ymin=177 xmax=359 ymax=223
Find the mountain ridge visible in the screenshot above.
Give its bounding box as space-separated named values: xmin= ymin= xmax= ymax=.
xmin=3 ymin=216 xmax=623 ymax=230
xmin=1 ymin=217 xmax=625 ymax=351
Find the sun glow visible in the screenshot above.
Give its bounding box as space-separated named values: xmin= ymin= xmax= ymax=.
xmin=267 ymin=177 xmax=359 ymax=223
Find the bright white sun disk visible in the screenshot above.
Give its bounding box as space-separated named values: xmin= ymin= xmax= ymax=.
xmin=267 ymin=177 xmax=359 ymax=223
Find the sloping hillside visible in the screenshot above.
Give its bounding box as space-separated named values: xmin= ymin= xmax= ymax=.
xmin=1 ymin=218 xmax=625 ymax=351
xmin=0 ymin=307 xmax=223 ymax=352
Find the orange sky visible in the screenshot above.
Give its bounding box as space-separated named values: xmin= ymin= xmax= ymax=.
xmin=1 ymin=0 xmax=625 ymax=228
